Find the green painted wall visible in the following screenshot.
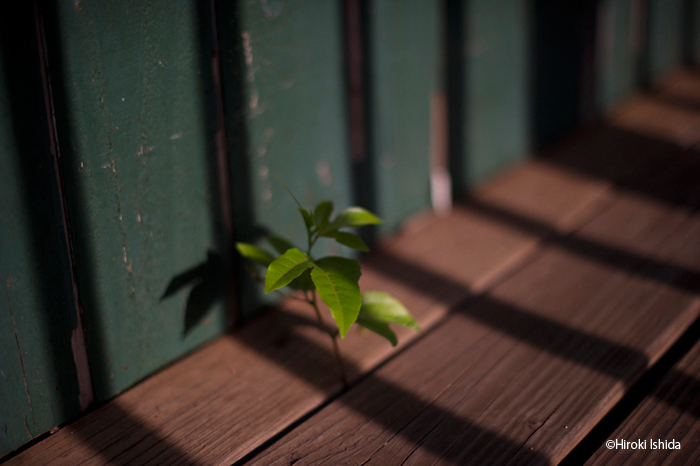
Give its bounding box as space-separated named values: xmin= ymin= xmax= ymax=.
xmin=44 ymin=0 xmax=228 ymax=401
xmin=597 ymin=0 xmax=638 ymax=111
xmin=689 ymin=0 xmax=700 ymax=65
xmin=648 ymin=0 xmax=685 ymax=82
xmin=369 ymin=0 xmax=439 ymax=234
xmin=0 ymin=4 xmax=83 ymax=457
xmin=218 ymin=0 xmax=352 ymax=317
xmin=464 ymin=0 xmax=529 ymax=185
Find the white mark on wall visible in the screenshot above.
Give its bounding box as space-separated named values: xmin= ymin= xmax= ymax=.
xmin=137 ymin=145 xmax=154 ymax=155
xmin=316 ymin=160 xmax=333 ymax=186
xmin=242 ymin=31 xmax=262 ymax=112
xmin=122 ymin=246 xmax=132 ymax=274
xmin=170 ymin=131 xmax=183 ymax=140
xmin=260 ymin=163 xmax=272 ymax=203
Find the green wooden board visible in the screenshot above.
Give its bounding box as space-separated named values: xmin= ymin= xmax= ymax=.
xmin=597 ymin=0 xmax=638 ymax=112
xmin=43 ymin=0 xmax=228 ymax=401
xmin=463 ymin=0 xmax=529 ymax=185
xmin=218 ymin=0 xmax=352 ymax=317
xmin=688 ymin=0 xmax=700 ymax=66
xmin=648 ymin=0 xmax=684 ymax=82
xmin=0 ymin=4 xmax=83 ymax=457
xmin=368 ymin=0 xmax=439 ymax=234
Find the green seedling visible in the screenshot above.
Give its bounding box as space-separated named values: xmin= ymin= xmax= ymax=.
xmin=236 ymin=177 xmax=419 ymax=385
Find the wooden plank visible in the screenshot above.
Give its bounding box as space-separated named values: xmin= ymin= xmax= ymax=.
xmin=585 ymin=339 xmax=700 ymax=465
xmin=610 ymin=95 xmax=700 ymax=148
xmin=42 ymin=0 xmax=228 ymax=402
xmin=647 ymin=0 xmax=685 ymax=83
xmin=369 ymin=0 xmax=439 ymax=234
xmin=656 ymin=70 xmax=700 ymax=109
xmin=472 ymin=159 xmax=613 ymax=234
xmin=216 ymin=0 xmax=353 ymax=317
xmin=0 ymin=4 xmax=87 ymax=458
xmin=0 ymin=226 xmax=518 ymax=465
xmin=691 ymin=0 xmax=700 ymax=66
xmin=247 ymin=211 xmax=700 ymax=466
xmin=3 ymin=154 xmax=614 ymax=465
xmin=246 ymin=129 xmax=700 ymax=464
xmin=462 ymin=0 xmax=530 ymax=185
xmin=596 ymin=0 xmax=638 ymax=112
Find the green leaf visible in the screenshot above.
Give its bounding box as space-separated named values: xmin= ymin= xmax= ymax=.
xmin=266 ymin=235 xmax=295 ymax=255
xmin=314 ymin=201 xmax=334 ymax=229
xmin=264 ymin=248 xmax=314 ymax=293
xmin=319 ymin=207 xmax=382 ymax=235
xmin=310 ymin=257 xmax=362 ymax=337
xmin=356 ymin=291 xmax=419 ymax=346
xmin=358 ymin=291 xmax=419 ymax=330
xmin=298 ymin=208 xmax=314 ymax=230
xmin=356 ymin=318 xmax=398 ymax=346
xmin=235 ymin=243 xmax=276 ymax=266
xmin=288 ymin=269 xmax=315 ymax=292
xmin=322 ymin=231 xmax=369 ymax=252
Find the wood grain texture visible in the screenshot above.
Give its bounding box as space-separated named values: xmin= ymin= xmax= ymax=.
xmin=585 ymin=339 xmax=700 ymax=466
xmin=246 ymin=83 xmax=700 ymax=465
xmin=248 ymin=205 xmax=700 ymax=466
xmin=216 ymin=0 xmax=353 ymax=317
xmin=43 ymin=0 xmax=228 ymax=402
xmin=3 ymin=151 xmax=613 ymax=465
xmin=0 ymin=4 xmax=85 ymax=457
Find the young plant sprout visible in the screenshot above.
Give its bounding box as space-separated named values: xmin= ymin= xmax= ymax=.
xmin=235 ymin=177 xmax=419 ymax=385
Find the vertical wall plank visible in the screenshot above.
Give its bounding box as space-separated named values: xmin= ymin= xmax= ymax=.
xmin=0 ymin=3 xmax=83 ymax=457
xmin=218 ymin=0 xmax=352 ymax=317
xmin=368 ymin=0 xmax=439 ymax=233
xmin=463 ymin=0 xmax=529 ymax=185
xmin=648 ymin=0 xmax=685 ymax=82
xmin=682 ymin=0 xmax=700 ymax=66
xmin=597 ymin=0 xmax=638 ymax=112
xmin=44 ymin=0 xmax=228 ymax=401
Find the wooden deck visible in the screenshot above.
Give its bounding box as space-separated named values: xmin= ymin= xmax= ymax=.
xmin=5 ymin=72 xmax=700 ymax=466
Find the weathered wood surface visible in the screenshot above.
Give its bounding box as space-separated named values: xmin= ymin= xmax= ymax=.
xmin=218 ymin=0 xmax=352 ymax=249
xmin=245 ymin=79 xmax=700 ymax=465
xmin=216 ymin=0 xmax=354 ymax=317
xmin=247 ymin=166 xmax=700 ymax=465
xmin=42 ymin=0 xmax=229 ymax=402
xmin=2 ymin=154 xmax=610 ymax=465
xmin=9 ymin=72 xmax=700 ymax=466
xmin=585 ymin=339 xmax=700 ymax=466
xmin=0 ymin=3 xmax=87 ymax=456
xmin=596 ymin=0 xmax=637 ymax=112
xmin=369 ymin=0 xmax=439 ymax=234
xmin=462 ymin=0 xmax=530 ymax=185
